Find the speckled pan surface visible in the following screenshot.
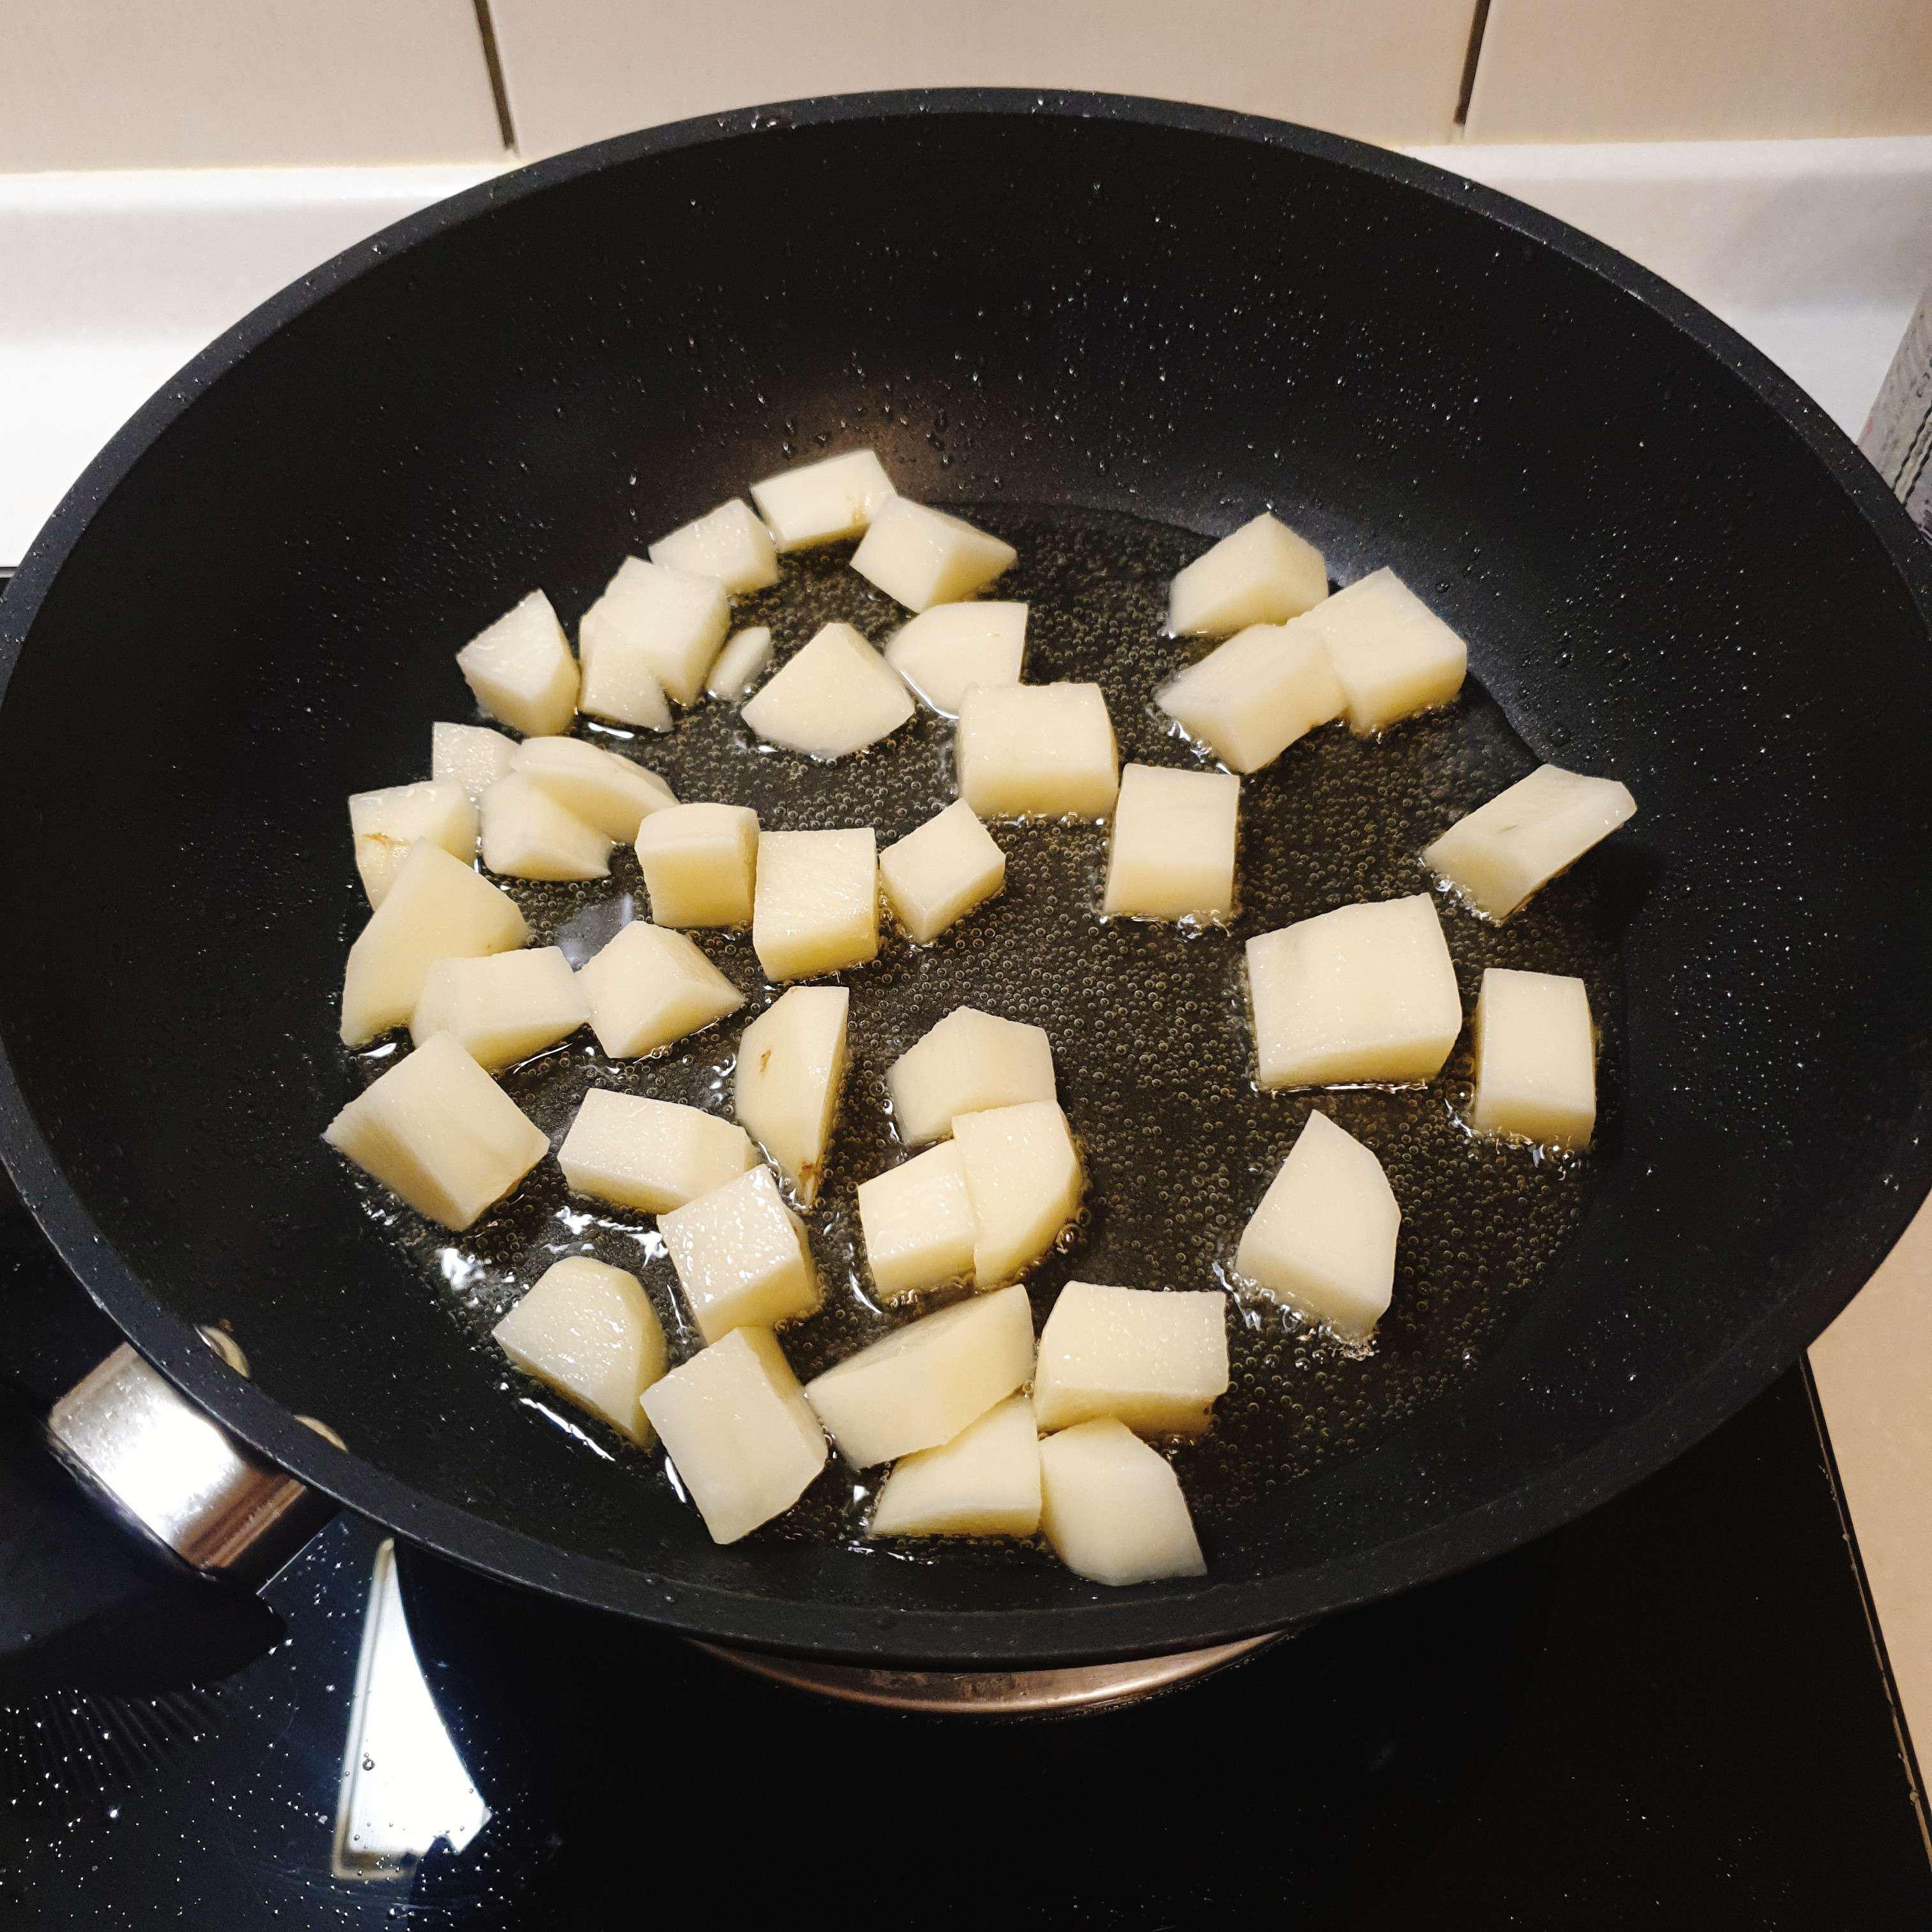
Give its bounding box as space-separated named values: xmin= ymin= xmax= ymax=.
xmin=1 ymin=93 xmax=1929 ymax=1666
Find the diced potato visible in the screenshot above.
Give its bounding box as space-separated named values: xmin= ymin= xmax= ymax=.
xmin=577 ymin=624 xmax=672 ymax=732
xmin=1470 ymin=967 xmax=1597 ymax=1149
xmin=869 ymin=1394 xmax=1041 ymax=1538
xmin=953 ymin=1101 xmax=1084 ymax=1286
xmin=492 ymin=1256 xmax=666 ymax=1446
xmin=850 ymin=498 xmax=1017 ymax=612
xmin=751 ymin=827 xmax=878 ymax=982
xmin=1296 ymin=568 xmax=1466 ymax=734
xmin=857 ymin=1140 xmax=976 ymax=1300
xmin=1168 ymin=513 xmax=1328 ymax=638
xmin=956 ymin=683 xmax=1119 ymax=820
xmin=749 ymin=447 xmax=896 ymax=551
xmin=647 ymin=499 xmax=779 ymax=595
xmin=323 ymin=1031 xmax=547 ymax=1229
xmin=1423 ymin=763 xmax=1638 ymax=921
xmin=557 ymin=1089 xmax=757 ymax=1215
xmin=804 ymin=1283 xmax=1034 ymax=1468
xmin=349 ymin=779 xmax=479 ymax=908
xmin=1156 ymin=622 xmax=1342 ymax=772
xmin=880 ymin=801 xmax=1005 ymax=944
xmin=635 ymin=802 xmax=760 ymax=928
xmin=884 ymin=601 xmax=1027 ymax=716
xmin=659 ymin=1164 xmax=822 ymax=1344
xmin=1032 ymin=1282 xmax=1230 ymax=1438
xmin=640 ymin=1326 xmax=827 ymax=1544
xmin=740 ymin=622 xmax=914 ymax=758
xmin=579 ymin=556 xmax=729 ymax=708
xmin=1103 ymin=763 xmax=1239 ymax=923
xmin=1235 ymin=1110 xmax=1399 ymax=1335
xmin=510 ymin=736 xmax=677 ymax=840
xmin=887 ymin=1006 xmax=1057 ymax=1148
xmin=410 ymin=945 xmax=588 ymax=1070
xmin=456 ymin=590 xmax=579 ymax=737
xmin=340 ymin=840 xmax=528 ymax=1046
xmin=1246 ymin=893 xmax=1461 ymax=1089
xmin=707 ymin=625 xmax=773 ymax=700
xmin=735 ymin=985 xmax=848 ymax=1206
xmin=432 ymin=721 xmax=516 ymax=802
xmin=479 ymin=773 xmax=611 ymax=880
xmin=1038 ymin=1418 xmax=1206 ymax=1586
xmin=577 ymin=921 xmax=744 ymax=1057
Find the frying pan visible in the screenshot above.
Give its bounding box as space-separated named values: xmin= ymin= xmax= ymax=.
xmin=3 ymin=91 xmax=1930 ymax=1671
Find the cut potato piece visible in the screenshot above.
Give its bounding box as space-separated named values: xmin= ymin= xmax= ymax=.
xmin=1423 ymin=763 xmax=1637 ymax=921
xmin=1103 ymin=763 xmax=1239 ymax=923
xmin=953 ymin=1101 xmax=1084 ymax=1287
xmin=641 ymin=1326 xmax=827 ymax=1544
xmin=323 ymin=1031 xmax=547 ymax=1229
xmin=1246 ymin=893 xmax=1461 ymax=1089
xmin=804 ymin=1283 xmax=1034 ymax=1468
xmin=510 ymin=736 xmax=677 ymax=841
xmin=635 ymin=802 xmax=760 ymax=928
xmin=480 ymin=773 xmax=611 ymax=880
xmin=647 ymin=499 xmax=779 ymax=595
xmin=340 ymin=840 xmax=528 ymax=1046
xmin=851 ymin=498 xmax=1017 ymax=612
xmin=432 ymin=721 xmax=516 ymax=802
xmin=740 ymin=622 xmax=914 ymax=758
xmin=577 ymin=921 xmax=744 ymax=1057
xmin=735 ymin=985 xmax=848 ymax=1206
xmin=887 ymin=1006 xmax=1057 ymax=1148
xmin=659 ymin=1163 xmax=822 ymax=1344
xmin=1038 ymin=1418 xmax=1206 ymax=1586
xmin=857 ymin=1140 xmax=976 ymax=1301
xmin=1156 ymin=622 xmax=1343 ymax=772
xmin=1470 ymin=967 xmax=1597 ymax=1149
xmin=558 ymin=1089 xmax=757 ymax=1215
xmin=1296 ymin=568 xmax=1466 ymax=734
xmin=456 ymin=590 xmax=579 ymax=737
xmin=880 ymin=801 xmax=1005 ymax=944
xmin=869 ymin=1394 xmax=1041 ymax=1538
xmin=884 ymin=601 xmax=1027 ymax=716
xmin=1033 ymin=1282 xmax=1230 ymax=1438
xmin=707 ymin=625 xmax=773 ymax=700
xmin=751 ymin=827 xmax=878 ymax=982
xmin=493 ymin=1256 xmax=666 ymax=1446
xmin=1235 ymin=1110 xmax=1399 ymax=1335
xmin=410 ymin=945 xmax=587 ymax=1070
xmin=956 ymin=682 xmax=1119 ymax=819
xmin=349 ymin=779 xmax=479 ymax=908
xmin=1168 ymin=513 xmax=1328 ymax=638
xmin=577 ymin=627 xmax=672 ymax=732
xmin=750 ymin=447 xmax=896 ymax=551
xmin=579 ymin=556 xmax=729 ymax=708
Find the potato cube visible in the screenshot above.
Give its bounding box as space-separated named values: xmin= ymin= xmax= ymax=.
xmin=323 ymin=1031 xmax=547 ymax=1229
xmin=510 ymin=735 xmax=677 ymax=841
xmin=1470 ymin=968 xmax=1597 ymax=1149
xmin=558 ymin=1089 xmax=757 ymax=1215
xmin=956 ymin=683 xmax=1119 ymax=819
xmin=640 ymin=1327 xmax=827 ymax=1544
xmin=576 ymin=625 xmax=672 ymax=732
xmin=579 ymin=556 xmax=728 ymax=708
xmin=850 ymin=498 xmax=1017 ymax=613
xmin=751 ymin=827 xmax=878 ymax=982
xmin=659 ymin=1163 xmax=822 ymax=1344
xmin=1033 ymin=1282 xmax=1230 ymax=1438
xmin=1246 ymin=893 xmax=1461 ymax=1089
xmin=857 ymin=1141 xmax=976 ymax=1300
xmin=1423 ymin=763 xmax=1638 ymax=921
xmin=456 ymin=590 xmax=579 ymax=737
xmin=740 ymin=622 xmax=914 ymax=758
xmin=749 ymin=447 xmax=896 ymax=551
xmin=479 ymin=774 xmax=611 ymax=880
xmin=735 ymin=985 xmax=847 ymax=1205
xmin=887 ymin=1006 xmax=1057 ymax=1148
xmin=1235 ymin=1110 xmax=1399 ymax=1335
xmin=884 ymin=601 xmax=1027 ymax=716
xmin=868 ymin=1393 xmax=1041 ymax=1538
xmin=410 ymin=945 xmax=588 ymax=1070
xmin=340 ymin=840 xmax=528 ymax=1046
xmin=707 ymin=625 xmax=773 ymax=700
xmin=432 ymin=721 xmax=516 ymax=801
xmin=647 ymin=498 xmax=779 ymax=595
xmin=880 ymin=801 xmax=1005 ymax=943
xmin=804 ymin=1283 xmax=1034 ymax=1467
xmin=1297 ymin=568 xmax=1466 ymax=734
xmin=493 ymin=1256 xmax=666 ymax=1446
xmin=953 ymin=1101 xmax=1084 ymax=1286
xmin=1038 ymin=1418 xmax=1206 ymax=1586
xmin=577 ymin=921 xmax=744 ymax=1057
xmin=1156 ymin=622 xmax=1342 ymax=772
xmin=349 ymin=778 xmax=479 ymax=908
xmin=1103 ymin=763 xmax=1239 ymax=923
xmin=1167 ymin=512 xmax=1328 ymax=638
xmin=636 ymin=802 xmax=759 ymax=928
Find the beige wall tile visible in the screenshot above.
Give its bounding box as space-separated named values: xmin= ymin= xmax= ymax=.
xmin=0 ymin=0 xmax=505 ymax=172
xmin=1466 ymin=0 xmax=1932 ymax=142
